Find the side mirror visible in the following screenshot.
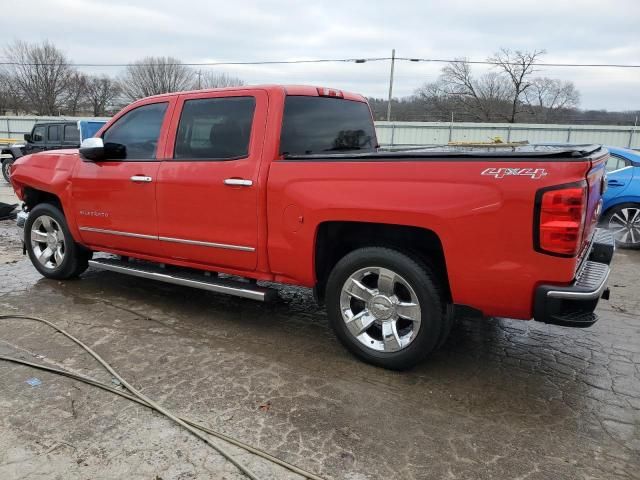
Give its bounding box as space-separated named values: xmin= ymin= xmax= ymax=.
xmin=79 ymin=137 xmax=105 ymax=161
xmin=24 ymin=133 xmax=31 ymax=142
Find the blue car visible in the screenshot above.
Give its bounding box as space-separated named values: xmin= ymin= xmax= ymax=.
xmin=602 ymin=146 xmax=640 ymax=248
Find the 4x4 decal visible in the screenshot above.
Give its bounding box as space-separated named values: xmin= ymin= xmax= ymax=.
xmin=481 ymin=167 xmax=548 ymax=179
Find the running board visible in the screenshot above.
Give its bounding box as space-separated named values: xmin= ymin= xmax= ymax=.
xmin=88 ymin=258 xmax=277 ymax=302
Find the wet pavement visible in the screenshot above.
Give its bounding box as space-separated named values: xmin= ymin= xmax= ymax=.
xmin=0 ymin=207 xmax=639 ymax=479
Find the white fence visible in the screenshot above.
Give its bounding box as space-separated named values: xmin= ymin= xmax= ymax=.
xmin=376 ymin=121 xmax=640 ymax=149
xmin=1 ymin=116 xmax=638 ymax=150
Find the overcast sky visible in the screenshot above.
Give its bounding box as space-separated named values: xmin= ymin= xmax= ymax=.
xmin=3 ymin=0 xmax=639 ymax=111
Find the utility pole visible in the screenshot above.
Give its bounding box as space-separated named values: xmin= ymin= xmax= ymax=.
xmin=196 ymin=70 xmax=202 ymax=89
xmin=386 ymin=49 xmax=395 ymax=122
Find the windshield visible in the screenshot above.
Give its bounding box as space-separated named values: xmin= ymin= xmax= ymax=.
xmin=280 ymin=96 xmax=377 ymax=155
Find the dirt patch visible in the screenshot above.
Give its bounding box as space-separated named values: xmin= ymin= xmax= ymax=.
xmin=0 ymin=219 xmax=23 ymax=264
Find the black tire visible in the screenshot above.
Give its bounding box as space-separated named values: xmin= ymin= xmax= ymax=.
xmin=436 ymin=304 xmax=455 ymax=349
xmin=603 ymin=203 xmax=640 ymax=249
xmin=326 ymin=247 xmax=447 ymax=370
xmin=2 ymin=158 xmax=13 ymax=183
xmin=25 ymin=203 xmax=91 ymax=279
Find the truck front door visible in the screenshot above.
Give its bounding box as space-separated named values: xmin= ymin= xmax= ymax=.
xmin=155 ymin=90 xmax=267 ymax=271
xmin=71 ymin=100 xmax=174 ymax=257
xmin=25 ymin=125 xmax=46 ymax=154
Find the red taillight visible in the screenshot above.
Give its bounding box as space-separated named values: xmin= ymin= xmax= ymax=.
xmin=535 ymin=184 xmax=587 ymax=256
xmin=317 ymin=87 xmax=343 ymax=98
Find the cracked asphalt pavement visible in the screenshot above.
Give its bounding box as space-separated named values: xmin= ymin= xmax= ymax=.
xmin=0 ymin=194 xmax=638 ymax=479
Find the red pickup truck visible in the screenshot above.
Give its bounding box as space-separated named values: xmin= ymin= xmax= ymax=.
xmin=9 ymin=85 xmax=614 ymax=369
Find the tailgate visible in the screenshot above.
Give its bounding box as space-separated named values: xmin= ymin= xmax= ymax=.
xmin=581 ymin=149 xmax=608 ymax=257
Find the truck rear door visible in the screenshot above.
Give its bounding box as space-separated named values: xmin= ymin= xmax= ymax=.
xmin=45 ymin=124 xmax=63 ymax=150
xmin=155 ymin=89 xmax=268 ymax=271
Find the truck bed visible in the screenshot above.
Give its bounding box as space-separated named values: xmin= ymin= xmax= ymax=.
xmin=283 ymin=144 xmax=604 ymax=161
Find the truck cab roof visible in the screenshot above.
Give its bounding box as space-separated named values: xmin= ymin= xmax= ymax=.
xmin=139 ymin=84 xmax=368 ymax=103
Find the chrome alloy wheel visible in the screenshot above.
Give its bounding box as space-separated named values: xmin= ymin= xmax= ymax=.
xmin=30 ymin=215 xmax=66 ymax=269
xmin=609 ymin=207 xmax=640 ymax=245
xmin=339 ymin=266 xmax=421 ymax=353
xmin=2 ymin=161 xmax=10 ymax=181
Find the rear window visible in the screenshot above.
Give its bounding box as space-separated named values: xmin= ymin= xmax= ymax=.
xmin=606 ymin=154 xmax=630 ymax=172
xmin=64 ymin=125 xmax=80 ymax=142
xmin=280 ymin=96 xmax=377 ymax=155
xmin=48 ymin=125 xmax=61 ymax=142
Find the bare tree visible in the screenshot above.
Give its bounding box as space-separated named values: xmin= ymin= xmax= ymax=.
xmin=523 ymin=77 xmax=580 ymax=122
xmin=488 ymin=48 xmax=546 ymax=123
xmin=85 ymin=75 xmax=122 ymax=116
xmin=63 ymin=71 xmax=88 ymax=115
xmin=4 ymin=40 xmax=74 ymax=115
xmin=426 ymin=60 xmax=512 ymax=121
xmin=0 ymin=70 xmax=23 ymax=115
xmin=119 ymin=56 xmax=194 ymax=101
xmin=194 ymin=71 xmax=245 ymax=89
xmin=414 ymin=50 xmax=549 ymax=123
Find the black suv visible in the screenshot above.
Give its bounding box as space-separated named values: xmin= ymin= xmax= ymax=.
xmin=2 ymin=120 xmax=106 ymax=182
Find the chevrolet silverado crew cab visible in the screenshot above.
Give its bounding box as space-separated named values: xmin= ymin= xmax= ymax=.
xmin=9 ymin=85 xmax=614 ymax=369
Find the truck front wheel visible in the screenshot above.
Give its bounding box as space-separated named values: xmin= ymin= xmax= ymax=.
xmin=326 ymin=247 xmax=447 ymax=370
xmin=25 ymin=203 xmax=91 ymax=279
xmin=2 ymin=158 xmax=13 ymax=183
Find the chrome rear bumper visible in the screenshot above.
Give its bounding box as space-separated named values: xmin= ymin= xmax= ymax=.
xmin=533 ymin=228 xmax=615 ymax=327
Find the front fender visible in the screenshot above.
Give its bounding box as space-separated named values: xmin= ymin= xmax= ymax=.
xmin=9 ymin=151 xmax=81 ymax=241
xmin=9 ymin=146 xmax=24 ymax=159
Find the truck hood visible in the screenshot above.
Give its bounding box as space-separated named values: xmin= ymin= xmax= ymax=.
xmin=13 ymin=148 xmax=80 ymax=172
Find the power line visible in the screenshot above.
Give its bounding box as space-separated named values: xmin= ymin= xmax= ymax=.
xmin=1 ymin=56 xmax=639 ymax=69
xmin=0 ymin=57 xmax=390 ymax=67
xmin=398 ymin=57 xmax=640 ymax=68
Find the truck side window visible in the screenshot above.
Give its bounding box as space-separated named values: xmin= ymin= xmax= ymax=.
xmin=32 ymin=126 xmax=45 ymax=143
xmin=102 ymin=102 xmax=168 ymax=160
xmin=174 ymin=97 xmax=255 ymax=160
xmin=64 ymin=125 xmax=80 ymax=142
xmin=280 ymin=96 xmax=377 ymax=155
xmin=48 ymin=125 xmax=61 ymax=142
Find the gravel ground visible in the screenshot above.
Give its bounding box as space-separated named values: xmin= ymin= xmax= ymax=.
xmin=0 ymin=192 xmax=638 ymax=479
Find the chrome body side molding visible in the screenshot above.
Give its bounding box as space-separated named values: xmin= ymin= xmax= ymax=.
xmin=79 ymin=227 xmax=255 ymax=251
xmin=79 ymin=226 xmax=157 ymax=240
xmin=158 ymin=236 xmax=255 ymax=252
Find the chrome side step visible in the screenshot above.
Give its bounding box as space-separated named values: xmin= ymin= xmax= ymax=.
xmin=88 ymin=258 xmax=277 ymax=302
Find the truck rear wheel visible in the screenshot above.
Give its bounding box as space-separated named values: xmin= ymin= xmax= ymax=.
xmin=326 ymin=247 xmax=447 ymax=370
xmin=25 ymin=203 xmax=91 ymax=279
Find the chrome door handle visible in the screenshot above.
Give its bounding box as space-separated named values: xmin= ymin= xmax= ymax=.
xmin=130 ymin=175 xmax=153 ymax=183
xmin=224 ymin=178 xmax=253 ymax=187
